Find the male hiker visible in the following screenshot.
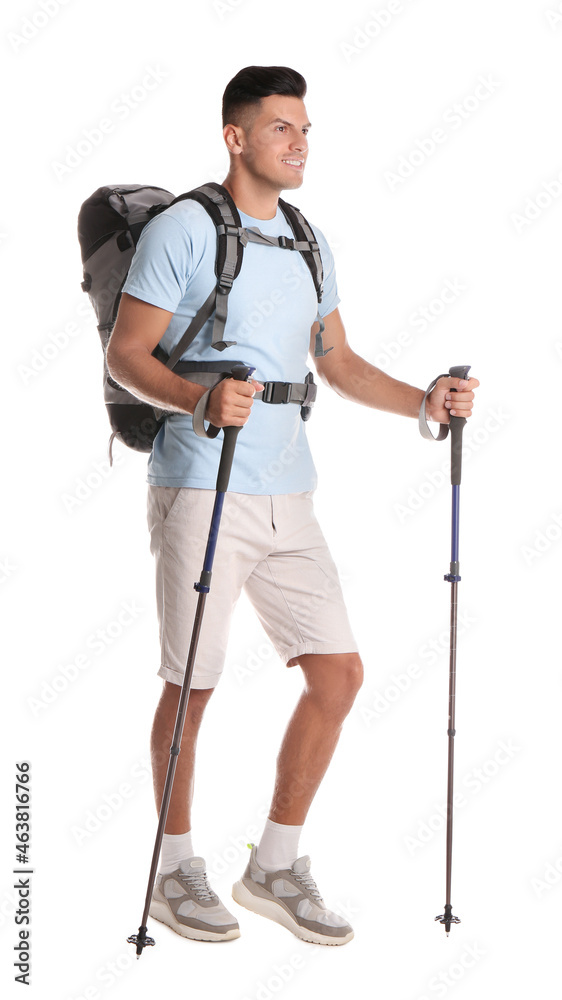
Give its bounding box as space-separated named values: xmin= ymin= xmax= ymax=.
xmin=107 ymin=65 xmax=479 ymax=946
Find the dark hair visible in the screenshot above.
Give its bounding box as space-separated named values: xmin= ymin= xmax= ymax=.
xmin=222 ymin=65 xmax=307 ymax=129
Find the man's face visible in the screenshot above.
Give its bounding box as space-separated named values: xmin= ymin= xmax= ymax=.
xmin=228 ymin=94 xmax=310 ymax=193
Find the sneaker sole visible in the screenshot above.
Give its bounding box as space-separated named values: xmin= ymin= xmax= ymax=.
xmin=231 ymin=880 xmax=354 ymax=946
xmin=149 ymin=900 xmax=240 ymax=942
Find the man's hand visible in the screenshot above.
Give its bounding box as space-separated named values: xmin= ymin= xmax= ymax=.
xmin=426 ymin=376 xmax=480 ymax=424
xmin=205 ymin=376 xmax=264 ymax=427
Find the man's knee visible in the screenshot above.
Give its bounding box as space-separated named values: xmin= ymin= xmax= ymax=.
xmin=301 ymin=652 xmax=364 ymax=712
xmin=337 ymin=652 xmax=363 ymax=703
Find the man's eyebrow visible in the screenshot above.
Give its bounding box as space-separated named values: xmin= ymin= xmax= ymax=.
xmin=268 ymin=117 xmax=312 ymax=129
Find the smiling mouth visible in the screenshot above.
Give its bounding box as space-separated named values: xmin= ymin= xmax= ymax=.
xmin=282 ymin=159 xmax=304 ymax=169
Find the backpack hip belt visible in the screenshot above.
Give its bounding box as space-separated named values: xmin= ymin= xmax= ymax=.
xmin=160 ymin=360 xmax=317 ymax=440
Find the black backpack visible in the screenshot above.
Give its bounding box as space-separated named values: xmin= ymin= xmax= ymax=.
xmin=77 ymin=182 xmax=330 ymax=458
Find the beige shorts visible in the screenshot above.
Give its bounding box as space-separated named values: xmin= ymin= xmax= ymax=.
xmin=147 ymin=487 xmax=358 ymax=688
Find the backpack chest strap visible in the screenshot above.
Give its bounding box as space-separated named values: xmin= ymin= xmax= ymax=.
xmin=227 ymin=224 xmax=319 ymax=254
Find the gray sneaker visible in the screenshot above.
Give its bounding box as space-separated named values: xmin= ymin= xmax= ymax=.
xmin=150 ymin=857 xmax=240 ymax=942
xmin=232 ymin=844 xmax=353 ymax=945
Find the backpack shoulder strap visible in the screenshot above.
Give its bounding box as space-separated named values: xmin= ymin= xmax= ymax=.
xmin=277 ymin=198 xmax=332 ymax=357
xmin=165 ymin=183 xmax=243 ymax=360
xmin=278 ymin=198 xmax=323 ymax=301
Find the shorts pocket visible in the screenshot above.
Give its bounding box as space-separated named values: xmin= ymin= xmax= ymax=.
xmin=161 ymin=487 xmax=188 ymax=527
xmin=148 ymin=486 xmax=185 ymax=531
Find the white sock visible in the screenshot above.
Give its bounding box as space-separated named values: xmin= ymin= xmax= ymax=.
xmin=159 ymin=831 xmax=194 ymax=874
xmin=256 ymin=819 xmax=303 ymax=872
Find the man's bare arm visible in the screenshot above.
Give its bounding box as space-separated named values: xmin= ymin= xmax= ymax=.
xmin=106 ymin=293 xmax=262 ymax=427
xmin=311 ymin=308 xmax=478 ymax=422
xmin=106 ymin=293 xmax=207 ymax=414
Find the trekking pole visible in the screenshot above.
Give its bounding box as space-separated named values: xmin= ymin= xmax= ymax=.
xmin=419 ymin=364 xmax=471 ymax=935
xmin=128 ymin=362 xmax=255 ymax=958
xmin=436 ymin=364 xmax=471 ymax=935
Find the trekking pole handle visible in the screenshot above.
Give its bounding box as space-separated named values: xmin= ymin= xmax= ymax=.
xmin=448 ymin=365 xmax=471 ymax=487
xmin=215 ymin=364 xmax=256 ymax=493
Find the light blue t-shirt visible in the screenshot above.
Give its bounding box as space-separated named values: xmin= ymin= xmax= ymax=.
xmin=122 ymin=196 xmax=340 ymax=494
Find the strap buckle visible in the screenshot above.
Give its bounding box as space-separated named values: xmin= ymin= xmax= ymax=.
xmin=262 ymin=381 xmax=291 ymax=404
xmin=302 ymin=379 xmax=317 ymax=407
xmin=278 ymin=235 xmax=295 ymax=250
xmin=218 ymin=223 xmax=248 ymax=246
xmin=217 ymin=274 xmax=234 ymax=290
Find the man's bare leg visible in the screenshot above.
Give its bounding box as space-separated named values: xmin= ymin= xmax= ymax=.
xmin=150 ymin=680 xmax=214 ymax=833
xmin=268 ymin=651 xmax=363 ymax=825
xmin=235 ymin=652 xmax=362 ymax=945
xmin=149 ymin=679 xmax=240 ymax=941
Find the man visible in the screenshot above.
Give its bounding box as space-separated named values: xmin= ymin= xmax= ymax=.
xmin=107 ymin=65 xmax=479 ymax=947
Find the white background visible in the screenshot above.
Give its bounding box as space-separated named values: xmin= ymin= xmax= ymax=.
xmin=1 ymin=0 xmax=561 ymax=997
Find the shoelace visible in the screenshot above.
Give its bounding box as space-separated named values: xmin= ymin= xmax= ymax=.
xmin=294 ymin=872 xmax=324 ymax=903
xmin=178 ymin=870 xmax=217 ymax=902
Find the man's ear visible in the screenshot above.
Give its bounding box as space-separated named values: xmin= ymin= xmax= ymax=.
xmin=223 ymin=124 xmax=244 ymax=156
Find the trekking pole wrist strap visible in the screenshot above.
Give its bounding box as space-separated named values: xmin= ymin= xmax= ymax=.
xmin=193 ymin=383 xmax=223 ymax=439
xmin=418 ymin=372 xmax=450 ymax=441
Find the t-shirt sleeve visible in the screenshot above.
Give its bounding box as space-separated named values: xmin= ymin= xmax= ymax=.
xmin=122 ymin=213 xmax=193 ymax=313
xmin=315 ymin=227 xmax=341 ymax=318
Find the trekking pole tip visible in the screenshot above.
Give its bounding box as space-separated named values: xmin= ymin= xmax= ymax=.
xmin=435 ymin=905 xmax=461 ymax=934
xmin=127 ymin=926 xmax=155 ymax=957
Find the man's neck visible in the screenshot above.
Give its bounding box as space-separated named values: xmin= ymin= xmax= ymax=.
xmin=221 ymin=172 xmax=280 ymax=220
